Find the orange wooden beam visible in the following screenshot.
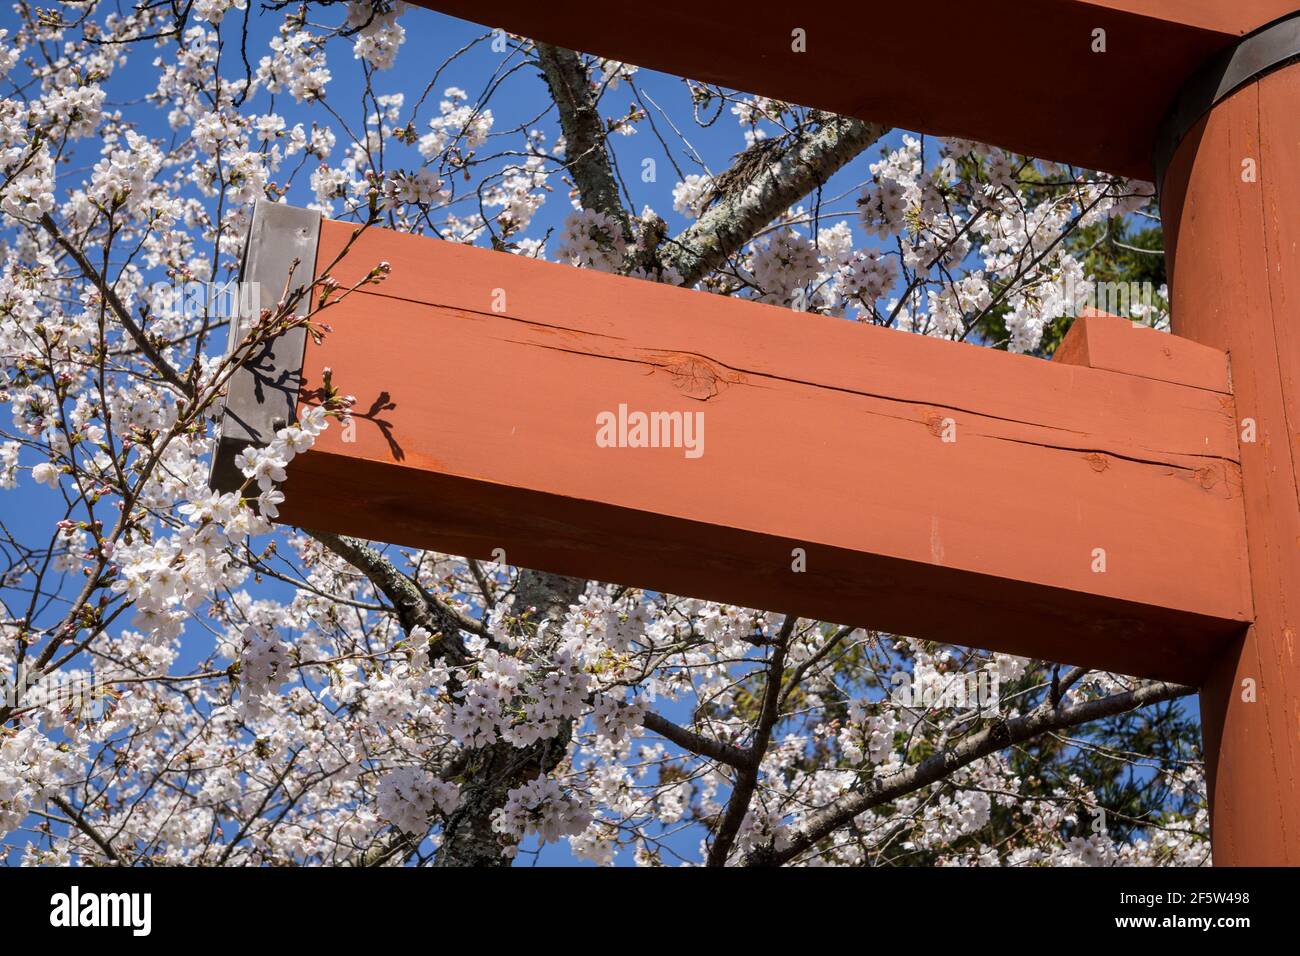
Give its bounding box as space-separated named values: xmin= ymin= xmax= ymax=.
xmin=410 ymin=0 xmax=1299 ymax=179
xmin=214 ymin=207 xmax=1252 ymax=686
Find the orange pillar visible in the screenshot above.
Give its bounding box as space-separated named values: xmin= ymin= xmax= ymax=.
xmin=1160 ymin=15 xmax=1300 ymax=865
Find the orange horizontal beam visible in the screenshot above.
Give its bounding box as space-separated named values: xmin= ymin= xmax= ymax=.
xmin=234 ymin=217 xmax=1255 ymax=684
xmin=411 ymin=0 xmax=1298 ymax=178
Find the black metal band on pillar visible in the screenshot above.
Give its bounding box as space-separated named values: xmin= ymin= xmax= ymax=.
xmin=1153 ymin=11 xmax=1300 ymax=197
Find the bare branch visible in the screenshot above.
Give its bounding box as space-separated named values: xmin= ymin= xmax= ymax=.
xmin=642 ymin=710 xmax=752 ymax=769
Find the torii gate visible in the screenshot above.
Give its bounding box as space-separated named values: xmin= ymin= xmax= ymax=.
xmin=212 ymin=2 xmax=1300 ymax=864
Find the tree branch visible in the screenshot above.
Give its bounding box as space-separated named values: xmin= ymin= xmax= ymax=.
xmin=779 ymin=624 xmax=856 ymax=710
xmin=50 ymin=794 xmax=126 ymax=865
xmin=40 ymin=212 xmax=193 ymax=397
xmin=744 ymin=677 xmax=1195 ymax=866
xmin=661 ymin=116 xmax=889 ymax=286
xmin=707 ymin=615 xmax=795 ymax=866
xmin=535 ymin=42 xmax=632 ymax=233
xmin=642 ymin=710 xmax=752 ymax=769
xmin=433 ymin=568 xmax=586 ymax=867
xmin=305 ymin=530 xmax=479 ymax=665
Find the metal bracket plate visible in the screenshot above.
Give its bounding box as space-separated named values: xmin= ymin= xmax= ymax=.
xmin=208 ymin=201 xmax=322 ymax=493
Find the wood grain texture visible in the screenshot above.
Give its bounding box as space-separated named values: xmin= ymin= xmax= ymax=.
xmin=272 ymin=219 xmax=1251 ymax=685
xmin=1163 ymin=63 xmax=1300 ymax=865
xmin=409 ymin=0 xmax=1296 ymax=178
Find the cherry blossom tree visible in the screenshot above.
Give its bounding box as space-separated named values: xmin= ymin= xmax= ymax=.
xmin=0 ymin=0 xmax=1201 ymax=867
